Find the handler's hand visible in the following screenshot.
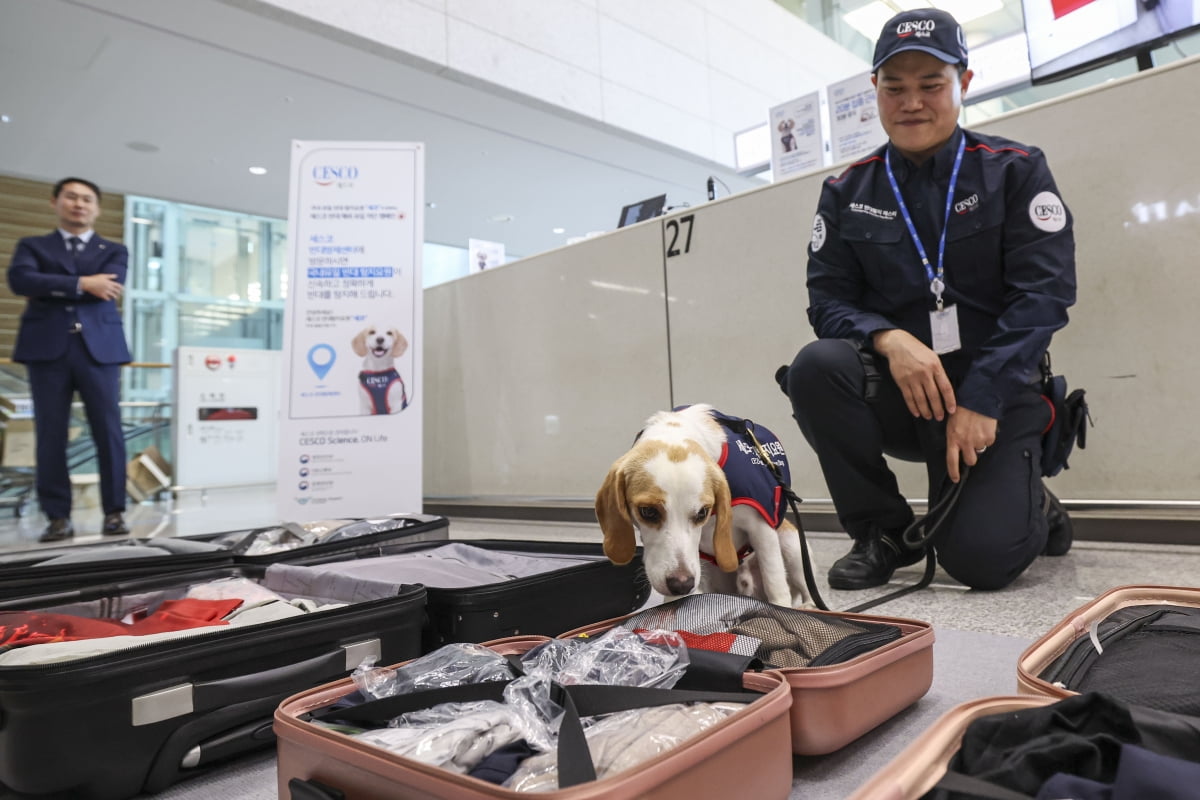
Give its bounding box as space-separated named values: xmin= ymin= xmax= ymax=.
xmin=873 ymin=329 xmax=956 ymax=421
xmin=80 ymin=274 xmax=123 ymax=301
xmin=945 ymin=407 xmax=998 ymax=483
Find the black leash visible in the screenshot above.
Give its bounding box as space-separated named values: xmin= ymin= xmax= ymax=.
xmin=738 ymin=417 xmax=967 ymax=614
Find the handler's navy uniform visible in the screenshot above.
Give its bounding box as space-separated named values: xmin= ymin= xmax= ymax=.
xmin=784 ymin=127 xmax=1076 ymax=590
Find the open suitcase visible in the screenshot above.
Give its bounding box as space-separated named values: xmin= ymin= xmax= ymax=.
xmin=0 ymin=513 xmax=449 ymax=599
xmin=275 ymin=634 xmax=796 ymax=800
xmin=0 ymin=563 xmax=427 ymax=799
xmin=558 ymin=593 xmax=934 ymax=755
xmin=261 ymin=537 xmax=651 ymax=651
xmin=852 ymin=689 xmax=1200 ymax=799
xmin=849 ymin=695 xmax=1054 ymax=799
xmin=1017 ymin=584 xmax=1200 ymax=713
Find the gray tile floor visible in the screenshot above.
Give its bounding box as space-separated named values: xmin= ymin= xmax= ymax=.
xmin=5 ymin=485 xmax=1197 ymax=638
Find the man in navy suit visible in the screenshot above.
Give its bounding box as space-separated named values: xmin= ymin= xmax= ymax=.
xmin=7 ymin=177 xmax=133 ymax=542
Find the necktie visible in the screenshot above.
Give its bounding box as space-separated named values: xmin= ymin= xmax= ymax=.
xmin=67 ymin=236 xmax=82 ymax=262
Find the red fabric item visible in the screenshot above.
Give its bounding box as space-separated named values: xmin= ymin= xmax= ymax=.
xmin=1050 ymin=0 xmax=1099 ymax=19
xmin=125 ymin=598 xmax=243 ymax=634
xmin=0 ymin=598 xmax=244 ymax=648
xmin=634 ymin=627 xmax=739 ymax=654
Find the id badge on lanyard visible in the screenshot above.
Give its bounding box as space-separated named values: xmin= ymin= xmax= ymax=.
xmin=886 ymin=139 xmax=966 ymax=354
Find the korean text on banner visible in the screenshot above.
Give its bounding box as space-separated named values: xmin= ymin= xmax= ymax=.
xmin=277 ymin=141 xmax=424 ymax=521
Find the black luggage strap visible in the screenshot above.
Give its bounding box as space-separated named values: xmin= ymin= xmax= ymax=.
xmin=308 ymin=678 xmax=761 ymax=789
xmin=933 ymin=770 xmax=1036 ymax=799
xmin=729 ymin=416 xmax=964 ymax=614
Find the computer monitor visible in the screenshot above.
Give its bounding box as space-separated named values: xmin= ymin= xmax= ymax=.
xmin=617 ymin=194 xmax=667 ymax=228
xmin=1023 ymin=0 xmax=1200 ymax=84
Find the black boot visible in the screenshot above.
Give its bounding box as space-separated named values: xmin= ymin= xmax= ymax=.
xmin=1042 ymin=485 xmax=1073 ymax=556
xmin=828 ymin=528 xmax=925 ymax=590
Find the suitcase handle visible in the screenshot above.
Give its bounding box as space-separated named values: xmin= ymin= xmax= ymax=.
xmin=133 ymin=640 xmax=380 ymax=725
xmin=193 ymin=641 xmax=378 ymax=712
xmin=289 ymin=778 xmax=345 ymax=800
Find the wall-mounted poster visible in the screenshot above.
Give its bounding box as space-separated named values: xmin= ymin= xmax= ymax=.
xmin=828 ymin=72 xmax=886 ymax=165
xmin=769 ymin=92 xmax=824 ymax=181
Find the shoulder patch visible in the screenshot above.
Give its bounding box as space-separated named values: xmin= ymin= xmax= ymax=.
xmin=810 ymin=214 xmax=827 ymax=252
xmin=1029 ymin=191 xmax=1067 ymax=233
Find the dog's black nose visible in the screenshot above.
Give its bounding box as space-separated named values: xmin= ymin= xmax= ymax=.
xmin=665 ymin=571 xmax=695 ymax=596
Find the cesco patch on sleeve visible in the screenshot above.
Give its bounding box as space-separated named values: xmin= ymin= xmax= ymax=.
xmin=811 ymin=213 xmax=827 ymax=252
xmin=1029 ymin=191 xmax=1067 ymax=232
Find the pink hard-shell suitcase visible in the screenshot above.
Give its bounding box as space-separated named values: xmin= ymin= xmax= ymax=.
xmin=848 ymin=695 xmax=1055 ymax=800
xmin=558 ymin=595 xmax=934 ymax=755
xmin=275 ymin=635 xmax=795 ymax=799
xmin=1017 ymin=584 xmax=1200 ymax=701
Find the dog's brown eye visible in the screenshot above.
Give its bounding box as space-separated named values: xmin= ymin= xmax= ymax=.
xmin=694 ymin=508 xmax=709 ymax=523
xmin=638 ymin=507 xmax=660 ymax=523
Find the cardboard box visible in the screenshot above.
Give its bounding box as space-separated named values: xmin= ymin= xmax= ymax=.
xmin=127 ymin=444 xmax=172 ymax=502
xmin=1 ymin=417 xmax=36 ymax=467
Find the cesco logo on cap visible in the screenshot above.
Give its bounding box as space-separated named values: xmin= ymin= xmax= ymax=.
xmin=897 ymin=19 xmax=936 ymax=37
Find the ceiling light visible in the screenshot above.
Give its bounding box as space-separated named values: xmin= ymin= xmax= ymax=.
xmin=130 ymin=217 xmax=155 ymax=225
xmin=125 ymin=141 xmax=160 ymax=153
xmin=845 ymin=1 xmax=1005 ymax=41
xmin=552 ymin=227 xmax=565 ymax=234
xmin=489 ymin=214 xmax=515 ymax=223
xmin=0 ymin=114 xmax=10 ymax=124
xmin=248 ymin=166 xmax=268 ymax=175
xmin=426 ymin=202 xmax=437 ymax=208
xmin=930 ymin=0 xmax=1004 ymax=26
xmin=844 ymin=1 xmax=926 ymax=41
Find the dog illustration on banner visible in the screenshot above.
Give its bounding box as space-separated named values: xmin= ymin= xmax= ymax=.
xmin=778 ymin=118 xmax=798 ymax=152
xmin=352 ymin=325 xmax=410 ymax=414
xmin=595 ymin=404 xmax=813 ymax=608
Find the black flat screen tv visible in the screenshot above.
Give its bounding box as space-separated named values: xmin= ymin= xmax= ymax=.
xmin=1024 ymin=0 xmax=1200 ymax=84
xmin=617 ymin=194 xmax=667 ymax=228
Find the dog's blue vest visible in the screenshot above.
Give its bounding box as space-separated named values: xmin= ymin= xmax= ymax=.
xmin=709 ymin=409 xmax=790 ymax=529
xmin=359 ymin=368 xmax=408 ymax=414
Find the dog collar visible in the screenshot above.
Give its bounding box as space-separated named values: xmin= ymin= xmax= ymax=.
xmin=698 ymin=544 xmax=754 ymax=565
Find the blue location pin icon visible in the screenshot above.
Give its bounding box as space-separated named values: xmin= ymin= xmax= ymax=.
xmin=307 ymin=344 xmax=336 ymax=382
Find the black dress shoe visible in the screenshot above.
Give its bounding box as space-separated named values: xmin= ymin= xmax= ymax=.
xmin=828 ymin=531 xmax=925 ymax=590
xmin=1042 ymin=486 xmax=1073 ymax=556
xmin=39 ymin=518 xmax=75 ymax=543
xmin=102 ymin=512 xmax=130 ymax=536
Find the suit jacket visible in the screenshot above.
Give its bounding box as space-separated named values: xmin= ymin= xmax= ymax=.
xmin=7 ymin=231 xmax=132 ymax=364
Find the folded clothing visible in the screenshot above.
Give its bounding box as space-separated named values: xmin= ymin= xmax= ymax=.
xmin=0 ymin=598 xmax=243 ymax=647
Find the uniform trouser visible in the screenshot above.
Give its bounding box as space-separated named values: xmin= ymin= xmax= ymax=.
xmin=27 ymin=333 xmax=127 ymax=519
xmin=783 ymin=338 xmax=1050 ymax=590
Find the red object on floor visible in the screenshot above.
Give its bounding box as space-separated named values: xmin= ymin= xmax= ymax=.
xmin=1051 ymin=0 xmax=1100 ymax=19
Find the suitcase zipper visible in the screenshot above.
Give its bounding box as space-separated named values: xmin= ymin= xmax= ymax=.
xmin=1043 ymin=607 xmax=1174 ymax=687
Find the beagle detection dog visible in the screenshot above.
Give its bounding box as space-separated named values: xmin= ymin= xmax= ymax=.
xmin=352 ymin=325 xmax=410 ymax=415
xmin=596 ymin=404 xmax=813 ymax=608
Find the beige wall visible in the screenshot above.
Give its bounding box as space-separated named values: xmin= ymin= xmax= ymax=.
xmin=423 ymin=54 xmax=1200 ymax=505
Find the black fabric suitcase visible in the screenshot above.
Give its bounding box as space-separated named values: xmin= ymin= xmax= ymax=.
xmin=262 ymin=538 xmax=651 ymax=650
xmin=0 ymin=564 xmax=426 ymax=799
xmin=1018 ymin=584 xmax=1200 ymax=715
xmin=0 ymin=513 xmax=448 ymax=599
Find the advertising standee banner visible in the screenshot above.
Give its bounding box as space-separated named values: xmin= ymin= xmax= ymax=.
xmin=277 ymin=140 xmax=424 ymax=521
xmin=828 ymin=72 xmax=886 ymax=165
xmin=769 ymin=92 xmax=824 ymax=180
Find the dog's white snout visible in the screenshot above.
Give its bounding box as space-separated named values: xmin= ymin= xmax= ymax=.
xmin=664 ymin=570 xmax=695 ymax=596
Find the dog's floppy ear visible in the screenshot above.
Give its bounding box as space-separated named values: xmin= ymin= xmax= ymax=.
xmin=595 ymin=460 xmax=636 ymax=566
xmin=389 ymin=330 xmax=409 ymax=358
xmin=351 ymin=328 xmax=369 ymax=357
xmin=708 ymin=464 xmax=737 ymax=572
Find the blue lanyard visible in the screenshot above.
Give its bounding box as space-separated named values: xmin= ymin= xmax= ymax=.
xmin=884 ymin=137 xmax=966 ymax=311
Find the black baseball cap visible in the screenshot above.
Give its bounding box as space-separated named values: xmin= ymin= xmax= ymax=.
xmin=872 ymin=9 xmax=968 ymax=72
